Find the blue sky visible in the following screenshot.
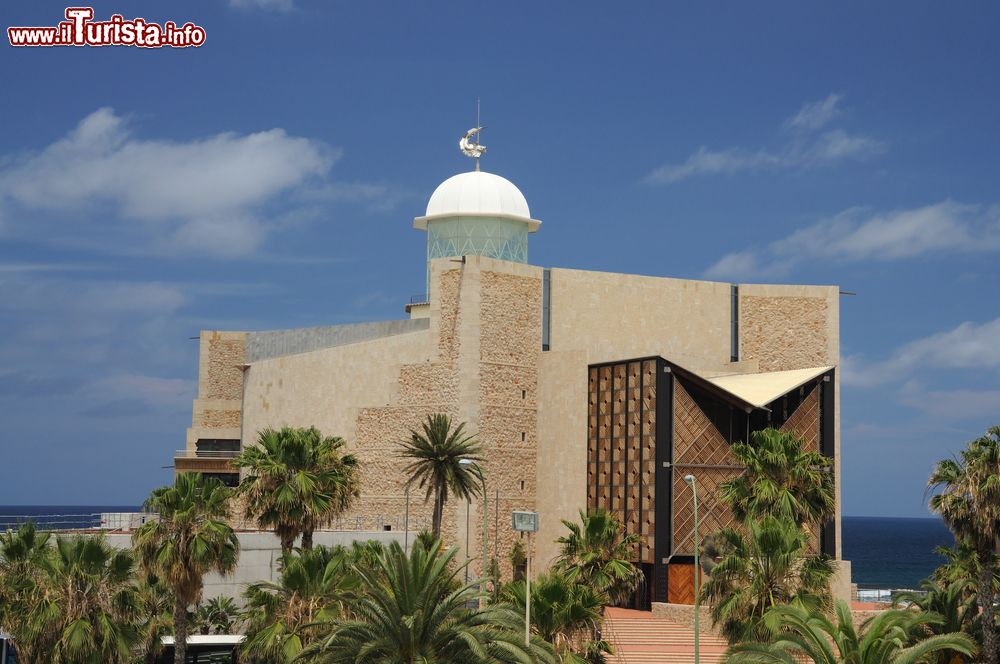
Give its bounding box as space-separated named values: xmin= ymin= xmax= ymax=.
xmin=0 ymin=1 xmax=997 ymax=517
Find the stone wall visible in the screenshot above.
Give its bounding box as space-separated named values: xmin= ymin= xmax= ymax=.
xmin=740 ymin=295 xmax=830 ymax=371
xmin=204 ymin=334 xmax=246 ymax=400
xmin=477 ymin=267 xmax=543 ymax=580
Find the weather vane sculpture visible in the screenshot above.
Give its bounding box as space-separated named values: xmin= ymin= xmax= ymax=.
xmin=459 ymin=97 xmax=486 ymax=170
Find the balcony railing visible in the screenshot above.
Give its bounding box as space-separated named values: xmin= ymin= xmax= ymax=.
xmin=174 ymin=449 xmax=240 ymax=459
xmin=408 ymin=293 xmax=429 ymax=305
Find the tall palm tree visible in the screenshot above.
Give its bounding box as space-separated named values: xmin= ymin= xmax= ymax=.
xmin=929 ymin=426 xmax=1000 ymax=664
xmin=298 ymin=540 xmax=553 ymax=663
xmin=555 ymin=509 xmax=642 ymax=607
xmin=0 ymin=521 xmax=50 ymax=663
xmin=725 ymin=600 xmax=976 ymax=664
xmin=398 ymin=414 xmax=483 ymax=539
xmin=241 ymin=546 xmax=359 ymax=663
xmin=298 ymin=427 xmax=360 ymax=549
xmin=28 ymin=534 xmax=140 ymax=664
xmin=135 ymin=574 xmax=174 ymax=664
xmin=503 ymin=570 xmax=612 ymax=663
xmin=895 ymin=580 xmax=977 ymax=664
xmin=700 ymin=515 xmax=834 ymax=644
xmin=133 ymin=472 xmax=240 ymax=664
xmin=719 ymin=427 xmax=834 ymax=527
xmin=234 ymin=426 xmax=360 ymax=552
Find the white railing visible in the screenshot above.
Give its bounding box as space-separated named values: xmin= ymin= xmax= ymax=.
xmin=174 ymin=449 xmax=240 ymax=459
xmin=0 ymin=512 xmax=158 ymax=532
xmin=855 ymin=585 xmax=925 ymax=604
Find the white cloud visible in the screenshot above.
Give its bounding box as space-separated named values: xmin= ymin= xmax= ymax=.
xmin=898 ymin=386 xmax=1000 ymax=421
xmin=843 ymin=318 xmax=1000 ymax=388
xmin=229 ymin=0 xmax=293 ymax=11
xmin=705 ymin=200 xmax=1000 ymax=280
xmin=0 ymin=108 xmax=338 ymax=257
xmin=644 ymin=93 xmax=884 ymax=185
xmin=787 ymin=93 xmax=843 ymax=130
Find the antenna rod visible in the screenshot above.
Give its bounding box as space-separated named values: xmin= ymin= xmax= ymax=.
xmin=476 ymin=97 xmax=481 ymax=172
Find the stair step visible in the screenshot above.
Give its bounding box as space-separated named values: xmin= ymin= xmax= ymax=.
xmin=603 ymin=611 xmax=729 ymax=664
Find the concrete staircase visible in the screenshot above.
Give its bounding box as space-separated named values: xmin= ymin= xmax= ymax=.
xmin=603 ymin=607 xmax=730 ymax=664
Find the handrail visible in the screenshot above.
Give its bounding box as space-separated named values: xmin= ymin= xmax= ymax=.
xmin=174 ymin=449 xmax=240 ymax=459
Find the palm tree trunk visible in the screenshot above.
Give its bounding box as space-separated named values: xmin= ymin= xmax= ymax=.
xmin=432 ymin=487 xmax=444 ymax=539
xmin=980 ymin=547 xmax=997 ymax=664
xmin=280 ymin=531 xmax=295 ymax=555
xmin=173 ymin=596 xmax=188 ymax=664
xmin=302 ymin=527 xmax=314 ymax=550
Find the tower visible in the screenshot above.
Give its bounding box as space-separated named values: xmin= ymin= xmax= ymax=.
xmin=413 ymin=127 xmax=542 ymax=290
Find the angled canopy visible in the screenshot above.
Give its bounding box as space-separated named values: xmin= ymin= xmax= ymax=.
xmin=705 ymin=366 xmax=833 ymax=409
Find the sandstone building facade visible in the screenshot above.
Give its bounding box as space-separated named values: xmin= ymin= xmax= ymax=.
xmin=175 ymin=168 xmax=851 ymax=606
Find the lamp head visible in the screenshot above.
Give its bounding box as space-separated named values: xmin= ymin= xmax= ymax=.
xmin=683 ymin=474 xmax=696 ymax=484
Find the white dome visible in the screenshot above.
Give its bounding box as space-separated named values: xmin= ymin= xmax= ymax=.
xmin=425 ymin=171 xmax=531 ymax=219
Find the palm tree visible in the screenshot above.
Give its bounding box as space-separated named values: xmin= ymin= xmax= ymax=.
xmin=555 ymin=509 xmax=642 ymax=606
xmin=931 ymin=541 xmax=1000 ymax=598
xmin=398 ymin=414 xmax=483 ymax=539
xmin=136 ymin=574 xmax=174 ymax=664
xmin=28 ymin=534 xmax=140 ymax=664
xmin=234 ymin=426 xmax=360 ymax=552
xmin=701 ymin=515 xmax=834 ymax=643
xmin=298 ymin=540 xmax=552 ymax=663
xmin=719 ymin=427 xmax=835 ymax=527
xmin=0 ymin=521 xmax=50 ymax=663
xmin=929 ymin=426 xmax=1000 ymax=664
xmin=298 ymin=427 xmax=360 ymax=549
xmin=134 ymin=472 xmax=240 ymax=664
xmin=503 ymin=570 xmax=611 ymax=663
xmin=241 ymin=546 xmax=359 ymax=662
xmin=195 ymin=595 xmax=240 ymax=635
xmin=725 ymin=600 xmax=976 ymax=664
xmin=894 ymin=580 xmax=977 ymax=664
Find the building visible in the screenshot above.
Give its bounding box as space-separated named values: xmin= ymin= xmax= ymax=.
xmin=175 ymin=153 xmax=851 ymax=607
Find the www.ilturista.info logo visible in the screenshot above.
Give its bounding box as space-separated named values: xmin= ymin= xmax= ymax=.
xmin=8 ymin=7 xmax=206 ymax=48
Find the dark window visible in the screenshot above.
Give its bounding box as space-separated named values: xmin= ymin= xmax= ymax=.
xmin=196 ymin=439 xmax=240 ymax=454
xmin=542 ymin=268 xmax=551 ymax=351
xmin=156 ymin=645 xmax=238 ymax=663
xmin=203 ymin=473 xmax=239 ymax=488
xmin=730 ymin=284 xmax=739 ymax=362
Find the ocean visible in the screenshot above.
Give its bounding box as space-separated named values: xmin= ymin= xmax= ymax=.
xmin=0 ymin=508 xmax=952 ymax=590
xmin=843 ymin=516 xmax=954 ymax=589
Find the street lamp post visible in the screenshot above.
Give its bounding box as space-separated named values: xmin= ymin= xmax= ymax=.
xmin=459 ymin=459 xmax=489 ymax=600
xmin=512 ymin=511 xmax=539 ymax=649
xmin=403 ymin=484 xmax=410 ymax=554
xmin=684 ymin=474 xmax=700 ymax=664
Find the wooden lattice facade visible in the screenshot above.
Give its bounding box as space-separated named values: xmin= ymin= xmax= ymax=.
xmin=587 ymin=359 xmax=660 ymax=565
xmin=587 ymin=356 xmax=836 ymax=607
